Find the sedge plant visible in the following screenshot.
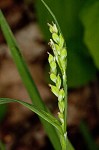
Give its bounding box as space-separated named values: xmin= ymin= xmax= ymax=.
xmin=0 ymin=1 xmax=74 ymax=150
xmin=48 ymin=22 xmax=67 ymax=149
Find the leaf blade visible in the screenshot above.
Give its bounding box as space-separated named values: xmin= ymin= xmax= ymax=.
xmin=0 ymin=98 xmax=63 ymax=135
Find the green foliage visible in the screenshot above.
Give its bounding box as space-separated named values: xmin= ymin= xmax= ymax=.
xmin=0 ymin=10 xmax=61 ymax=150
xmin=0 ymin=9 xmax=74 ymax=150
xmin=80 ymin=1 xmax=99 ymax=69
xmin=0 ymin=98 xmax=63 ymax=135
xmin=35 ymin=0 xmax=97 ymax=88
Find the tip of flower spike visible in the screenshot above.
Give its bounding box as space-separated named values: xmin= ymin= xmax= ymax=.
xmin=48 ymin=22 xmax=58 ymax=34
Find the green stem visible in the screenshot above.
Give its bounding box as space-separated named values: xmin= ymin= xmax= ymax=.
xmin=62 ymin=73 xmax=67 ymax=150
xmin=60 ymin=135 xmax=66 ymax=150
xmin=63 ymin=72 xmax=67 ymax=133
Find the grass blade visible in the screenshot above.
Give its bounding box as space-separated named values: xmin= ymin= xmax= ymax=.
xmin=0 ymin=10 xmax=61 ymax=150
xmin=0 ymin=98 xmax=63 ymax=135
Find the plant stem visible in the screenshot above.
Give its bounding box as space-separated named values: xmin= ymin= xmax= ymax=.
xmin=62 ymin=73 xmax=67 ymax=150
xmin=63 ymin=72 xmax=67 ymax=134
xmin=60 ymin=134 xmax=66 ymax=150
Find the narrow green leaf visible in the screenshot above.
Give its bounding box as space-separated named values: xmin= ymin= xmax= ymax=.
xmin=0 ymin=98 xmax=63 ymax=135
xmin=0 ymin=10 xmax=61 ymax=150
